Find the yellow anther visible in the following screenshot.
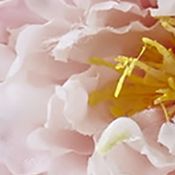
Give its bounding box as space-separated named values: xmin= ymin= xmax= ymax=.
xmin=89 ymin=35 xmax=175 ymax=120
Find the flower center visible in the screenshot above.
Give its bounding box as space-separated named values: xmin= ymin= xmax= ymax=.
xmin=89 ymin=18 xmax=175 ymax=121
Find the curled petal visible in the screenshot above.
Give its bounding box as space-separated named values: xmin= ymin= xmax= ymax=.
xmin=96 ymin=117 xmax=143 ymax=155
xmin=52 ymin=24 xmax=172 ymax=63
xmin=88 ymin=143 xmax=167 ymax=175
xmin=54 ymin=66 xmax=115 ymax=135
xmin=86 ymin=1 xmax=154 ymax=29
xmin=158 ymin=121 xmax=175 ymax=156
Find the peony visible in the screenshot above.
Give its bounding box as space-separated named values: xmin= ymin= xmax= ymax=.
xmin=1 ymin=0 xmax=175 ymax=175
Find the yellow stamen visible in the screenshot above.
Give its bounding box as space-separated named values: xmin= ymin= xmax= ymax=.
xmin=89 ymin=35 xmax=175 ymax=121
xmin=160 ymin=103 xmax=170 ymax=122
xmin=89 ymin=57 xmax=115 ymax=69
xmin=114 ymin=57 xmax=137 ymax=98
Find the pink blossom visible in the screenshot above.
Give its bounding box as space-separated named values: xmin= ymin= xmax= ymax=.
xmin=1 ymin=0 xmax=175 ymax=175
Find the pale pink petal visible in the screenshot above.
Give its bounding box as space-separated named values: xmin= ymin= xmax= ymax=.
xmin=0 ymin=24 xmax=8 ymax=44
xmin=133 ymin=109 xmax=175 ymax=169
xmin=27 ymin=128 xmax=94 ymax=156
xmin=48 ymin=153 xmax=88 ymax=175
xmin=27 ymin=90 xmax=94 ymax=156
xmin=0 ymin=0 xmax=43 ymax=43
xmin=132 ymin=109 xmax=175 ymax=170
xmin=0 ymin=75 xmax=53 ymax=174
xmin=73 ymin=0 xmax=91 ymax=9
xmin=86 ymin=1 xmax=155 ymax=29
xmin=46 ymin=95 xmax=72 ymax=130
xmin=88 ymin=144 xmax=168 ymax=175
xmin=25 ymin=0 xmax=83 ymax=23
xmin=15 ymin=22 xmax=69 ymax=57
xmin=93 ymin=109 xmax=175 ymax=173
xmin=7 ymin=22 xmax=88 ymax=84
xmin=0 ymin=44 xmax=15 ymax=81
xmin=54 ymin=66 xmax=116 ymax=135
xmin=0 ymin=164 xmax=11 ymax=175
xmin=52 ymin=24 xmax=172 ymax=63
xmin=1 ymin=0 xmax=174 ymax=175
xmin=0 ymin=0 xmax=43 ymax=28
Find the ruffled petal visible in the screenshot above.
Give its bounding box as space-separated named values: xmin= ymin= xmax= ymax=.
xmin=7 ymin=22 xmax=88 ymax=85
xmin=151 ymin=0 xmax=175 ymax=16
xmin=96 ymin=117 xmax=144 ymax=155
xmin=88 ymin=143 xmax=167 ymax=175
xmin=91 ymin=108 xmax=175 ymax=174
xmin=86 ymin=1 xmax=154 ymax=29
xmin=0 ymin=0 xmax=43 ymax=43
xmin=158 ymin=121 xmax=175 ymax=156
xmin=52 ymin=23 xmax=172 ymax=63
xmin=53 ymin=66 xmax=116 ymax=135
xmin=0 ymin=75 xmax=53 ymax=174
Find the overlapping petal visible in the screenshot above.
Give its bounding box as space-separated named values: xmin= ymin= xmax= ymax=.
xmin=89 ymin=109 xmax=175 ymax=175
xmin=1 ymin=0 xmax=175 ymax=175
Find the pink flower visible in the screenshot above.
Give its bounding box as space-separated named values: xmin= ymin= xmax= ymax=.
xmin=1 ymin=0 xmax=175 ymax=175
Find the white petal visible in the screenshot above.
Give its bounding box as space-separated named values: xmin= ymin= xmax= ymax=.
xmin=151 ymin=0 xmax=175 ymax=16
xmin=158 ymin=122 xmax=175 ymax=155
xmin=96 ymin=117 xmax=143 ymax=155
xmin=88 ymin=143 xmax=167 ymax=175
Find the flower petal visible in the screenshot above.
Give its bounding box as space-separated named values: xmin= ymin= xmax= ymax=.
xmin=0 ymin=75 xmax=53 ymax=174
xmin=52 ymin=23 xmax=172 ymax=63
xmin=88 ymin=143 xmax=167 ymax=175
xmin=25 ymin=0 xmax=83 ymax=22
xmin=0 ymin=0 xmax=43 ymax=43
xmin=96 ymin=117 xmax=143 ymax=155
xmin=158 ymin=121 xmax=175 ymax=156
xmin=86 ymin=1 xmax=154 ymax=29
xmin=8 ymin=22 xmax=88 ymax=84
xmin=27 ymin=127 xmax=94 ymax=156
xmin=54 ymin=66 xmax=115 ymax=135
xmin=48 ymin=153 xmax=88 ymax=175
xmin=151 ymin=0 xmax=175 ymax=16
xmin=0 ymin=44 xmax=15 ymax=81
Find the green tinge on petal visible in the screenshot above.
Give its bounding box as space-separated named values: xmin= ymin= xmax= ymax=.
xmin=96 ymin=131 xmax=130 ymax=155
